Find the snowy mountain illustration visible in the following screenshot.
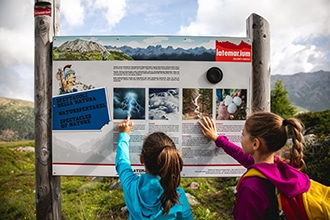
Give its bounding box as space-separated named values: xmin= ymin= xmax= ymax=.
xmin=106 ymin=44 xmax=215 ymax=61
xmin=53 ymin=38 xmax=216 ymax=61
xmin=53 ymin=38 xmax=133 ymax=61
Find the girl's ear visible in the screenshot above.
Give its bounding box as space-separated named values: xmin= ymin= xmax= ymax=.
xmin=140 ymin=154 xmax=144 ymax=164
xmin=253 ymin=138 xmax=261 ymax=150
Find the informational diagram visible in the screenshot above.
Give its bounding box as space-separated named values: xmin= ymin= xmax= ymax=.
xmin=52 ymin=35 xmax=252 ymax=177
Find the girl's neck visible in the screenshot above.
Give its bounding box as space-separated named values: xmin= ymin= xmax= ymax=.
xmin=253 ymin=152 xmax=275 ymax=164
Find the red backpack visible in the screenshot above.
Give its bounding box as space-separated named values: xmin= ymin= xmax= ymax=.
xmin=237 ymin=168 xmax=330 ymax=220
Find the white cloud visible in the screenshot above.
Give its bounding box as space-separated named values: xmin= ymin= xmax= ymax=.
xmin=273 ymin=35 xmax=330 ymax=74
xmin=87 ymin=0 xmax=127 ymax=30
xmin=61 ymin=0 xmax=85 ymax=26
xmin=144 ymin=37 xmax=169 ymax=45
xmin=61 ymin=0 xmax=127 ymax=33
xmin=272 ymin=44 xmax=315 ymax=74
xmin=0 ymin=0 xmax=34 ymax=67
xmin=0 ymin=0 xmax=34 ymax=101
xmin=178 ymin=0 xmax=330 ymax=74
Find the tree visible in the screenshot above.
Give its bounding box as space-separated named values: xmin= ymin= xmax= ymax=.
xmin=271 ymin=79 xmax=297 ymax=118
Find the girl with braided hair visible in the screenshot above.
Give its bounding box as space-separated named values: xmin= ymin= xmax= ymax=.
xmin=116 ymin=116 xmax=193 ymax=220
xmin=199 ymin=112 xmax=310 ymax=220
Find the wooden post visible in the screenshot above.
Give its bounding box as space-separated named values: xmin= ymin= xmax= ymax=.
xmin=246 ymin=13 xmax=271 ymax=112
xmin=34 ymin=0 xmax=61 ymax=219
xmin=53 ymin=0 xmax=60 ymax=35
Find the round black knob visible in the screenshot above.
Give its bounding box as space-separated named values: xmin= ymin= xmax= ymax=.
xmin=206 ymin=67 xmax=223 ymax=84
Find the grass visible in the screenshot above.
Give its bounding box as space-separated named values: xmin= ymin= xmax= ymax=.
xmin=0 ymin=142 xmax=36 ymax=219
xmin=0 ymin=141 xmax=236 ymax=219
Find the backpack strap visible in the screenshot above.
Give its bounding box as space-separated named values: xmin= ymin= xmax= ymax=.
xmin=237 ymin=168 xmax=287 ymax=219
xmin=236 ymin=168 xmax=266 ymax=190
xmin=239 ymin=168 xmax=309 ymax=220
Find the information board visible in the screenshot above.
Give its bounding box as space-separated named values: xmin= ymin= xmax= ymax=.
xmin=52 ymin=36 xmax=252 ymax=177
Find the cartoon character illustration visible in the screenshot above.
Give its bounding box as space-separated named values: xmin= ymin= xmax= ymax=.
xmin=56 ymin=65 xmax=95 ymax=95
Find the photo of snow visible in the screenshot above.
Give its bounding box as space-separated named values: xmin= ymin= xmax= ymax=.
xmin=148 ymin=88 xmax=180 ymax=120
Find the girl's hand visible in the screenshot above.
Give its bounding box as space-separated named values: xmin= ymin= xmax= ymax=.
xmin=198 ymin=117 xmax=218 ymax=142
xmin=118 ymin=115 xmax=134 ymax=134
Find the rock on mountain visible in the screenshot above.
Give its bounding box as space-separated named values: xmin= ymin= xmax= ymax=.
xmin=57 ymin=38 xmax=111 ymax=57
xmin=271 ymin=70 xmax=330 ymax=112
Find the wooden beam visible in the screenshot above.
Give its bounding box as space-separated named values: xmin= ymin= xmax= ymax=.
xmin=246 ymin=13 xmax=271 ymax=112
xmin=34 ymin=1 xmax=61 ymax=219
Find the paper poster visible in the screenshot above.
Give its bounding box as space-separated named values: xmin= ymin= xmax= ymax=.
xmin=52 ymin=36 xmax=252 ymax=177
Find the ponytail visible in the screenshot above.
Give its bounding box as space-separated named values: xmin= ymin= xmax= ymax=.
xmin=158 ymin=146 xmax=183 ymax=214
xmin=246 ymin=112 xmax=306 ymax=170
xmin=286 ymin=118 xmax=306 ymax=170
xmin=141 ymin=132 xmax=183 ymax=215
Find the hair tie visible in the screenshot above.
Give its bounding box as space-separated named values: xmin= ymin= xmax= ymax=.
xmin=282 ymin=119 xmax=289 ymax=126
xmin=162 ymin=145 xmax=171 ymax=150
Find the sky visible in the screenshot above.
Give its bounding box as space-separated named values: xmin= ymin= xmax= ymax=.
xmin=0 ymin=0 xmax=329 ymax=102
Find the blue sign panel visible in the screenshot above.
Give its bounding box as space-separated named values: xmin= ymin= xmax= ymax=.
xmin=52 ymin=88 xmax=110 ymax=130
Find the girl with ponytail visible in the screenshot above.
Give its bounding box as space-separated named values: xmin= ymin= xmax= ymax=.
xmin=116 ymin=116 xmax=193 ymax=220
xmin=199 ymin=112 xmax=310 ymax=220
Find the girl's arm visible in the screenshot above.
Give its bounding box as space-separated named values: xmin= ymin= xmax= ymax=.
xmin=115 ymin=132 xmax=136 ymax=187
xmin=115 ymin=117 xmax=137 ymax=189
xmin=215 ymin=136 xmax=254 ymax=168
xmin=199 ymin=116 xmax=254 ymax=168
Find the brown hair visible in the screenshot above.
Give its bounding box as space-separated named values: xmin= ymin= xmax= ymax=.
xmin=245 ymin=112 xmax=305 ymax=170
xmin=141 ymin=132 xmax=183 ymax=214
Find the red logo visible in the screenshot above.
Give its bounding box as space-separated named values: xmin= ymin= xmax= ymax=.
xmin=34 ymin=6 xmax=51 ymax=17
xmin=215 ymin=40 xmax=251 ymax=62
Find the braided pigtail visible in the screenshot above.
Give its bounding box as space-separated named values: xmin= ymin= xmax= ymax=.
xmin=286 ymin=118 xmax=306 ymax=170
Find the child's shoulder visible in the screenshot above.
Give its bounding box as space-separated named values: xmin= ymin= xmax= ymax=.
xmin=239 ymin=175 xmax=273 ymax=195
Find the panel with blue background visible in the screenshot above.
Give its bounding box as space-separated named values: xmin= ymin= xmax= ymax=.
xmin=52 ymin=88 xmax=110 ymax=130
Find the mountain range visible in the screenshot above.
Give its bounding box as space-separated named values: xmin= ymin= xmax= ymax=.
xmin=54 ymin=38 xmax=215 ymax=61
xmin=271 ymin=70 xmax=330 ymax=112
xmin=106 ymin=45 xmax=215 ymax=61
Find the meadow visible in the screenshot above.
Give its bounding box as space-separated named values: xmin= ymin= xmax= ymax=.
xmin=0 ymin=141 xmax=236 ymax=220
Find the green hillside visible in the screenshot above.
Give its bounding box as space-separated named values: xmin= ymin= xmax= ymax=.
xmin=0 ymin=98 xmax=34 ymax=142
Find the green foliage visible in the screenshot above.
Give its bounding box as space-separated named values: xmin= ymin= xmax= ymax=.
xmin=183 ymin=177 xmax=236 ymax=219
xmin=303 ymin=137 xmax=330 ymax=186
xmin=295 ymin=110 xmax=330 ymax=186
xmin=296 ymin=110 xmax=330 ymax=138
xmin=0 ymin=140 xmax=34 ymax=148
xmin=0 ymin=98 xmax=34 ymax=142
xmin=61 ymin=177 xmax=128 ymax=219
xmin=271 ymin=79 xmax=297 ymax=118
